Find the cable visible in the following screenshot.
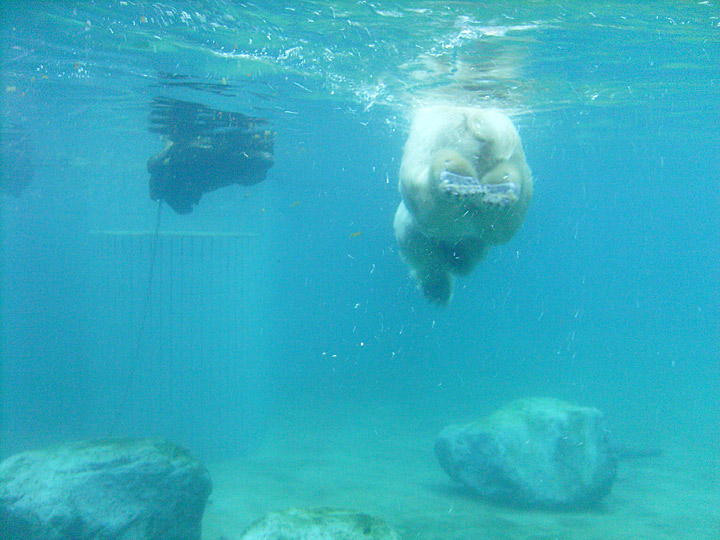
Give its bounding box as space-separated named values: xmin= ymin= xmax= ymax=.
xmin=111 ymin=200 xmax=163 ymax=433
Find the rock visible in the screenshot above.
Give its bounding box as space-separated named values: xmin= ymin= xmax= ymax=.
xmin=240 ymin=507 xmax=402 ymax=540
xmin=435 ymin=397 xmax=617 ymax=508
xmin=0 ymin=438 xmax=212 ymax=540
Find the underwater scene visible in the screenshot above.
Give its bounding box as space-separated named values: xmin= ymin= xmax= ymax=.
xmin=1 ymin=1 xmax=719 ymax=539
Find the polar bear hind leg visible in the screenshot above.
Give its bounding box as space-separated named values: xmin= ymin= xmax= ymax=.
xmin=394 ymin=202 xmax=453 ymax=304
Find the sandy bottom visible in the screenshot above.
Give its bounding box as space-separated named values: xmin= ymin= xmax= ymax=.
xmin=202 ymin=410 xmax=719 ymax=540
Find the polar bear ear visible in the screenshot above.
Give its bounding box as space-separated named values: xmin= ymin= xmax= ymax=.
xmin=465 ymin=109 xmax=518 ymax=162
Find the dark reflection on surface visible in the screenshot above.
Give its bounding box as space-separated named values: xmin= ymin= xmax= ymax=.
xmin=147 ymin=97 xmax=274 ymax=214
xmin=149 ymin=73 xmax=243 ymax=99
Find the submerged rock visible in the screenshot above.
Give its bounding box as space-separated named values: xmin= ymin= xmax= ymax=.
xmin=240 ymin=507 xmax=402 ymax=540
xmin=0 ymin=438 xmax=211 ymax=540
xmin=435 ymin=397 xmax=617 ymax=508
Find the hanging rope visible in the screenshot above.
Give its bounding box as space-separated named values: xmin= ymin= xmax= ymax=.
xmin=111 ymin=200 xmax=163 ymax=433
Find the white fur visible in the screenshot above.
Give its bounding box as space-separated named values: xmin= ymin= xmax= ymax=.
xmin=394 ymin=105 xmax=533 ymax=304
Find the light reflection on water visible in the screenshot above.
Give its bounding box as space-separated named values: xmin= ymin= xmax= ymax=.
xmin=3 ymin=1 xmax=718 ymax=124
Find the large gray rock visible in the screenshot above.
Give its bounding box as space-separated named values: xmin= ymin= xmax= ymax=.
xmin=435 ymin=397 xmax=617 ymax=508
xmin=0 ymin=438 xmax=211 ymax=540
xmin=240 ymin=507 xmax=402 ymax=540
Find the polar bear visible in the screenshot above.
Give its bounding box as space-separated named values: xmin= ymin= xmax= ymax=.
xmin=393 ymin=105 xmax=533 ymax=304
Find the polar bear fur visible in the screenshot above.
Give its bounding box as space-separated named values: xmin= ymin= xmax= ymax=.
xmin=393 ymin=105 xmax=533 ymax=304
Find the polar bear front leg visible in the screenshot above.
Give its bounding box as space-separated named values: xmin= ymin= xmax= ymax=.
xmin=394 ymin=202 xmax=453 ymax=304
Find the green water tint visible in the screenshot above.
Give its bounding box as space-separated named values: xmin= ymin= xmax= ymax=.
xmin=5 ymin=1 xmax=718 ymax=117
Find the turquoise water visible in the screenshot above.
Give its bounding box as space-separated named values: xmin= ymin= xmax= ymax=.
xmin=1 ymin=0 xmax=719 ymax=530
